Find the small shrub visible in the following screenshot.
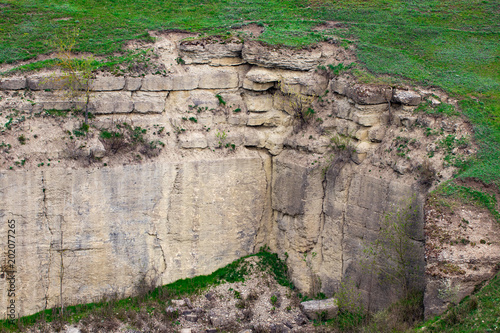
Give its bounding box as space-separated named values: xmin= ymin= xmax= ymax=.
xmin=215 ymin=94 xmax=226 ymax=106
xmin=18 ymin=134 xmax=26 ymax=145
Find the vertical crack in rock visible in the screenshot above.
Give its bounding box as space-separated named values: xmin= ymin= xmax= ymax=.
xmin=254 ymin=148 xmax=272 ymax=251
xmin=165 ymin=165 xmax=181 ymax=232
xmin=147 ymin=231 xmax=167 ymax=274
xmin=318 ymin=170 xmax=328 ymax=264
xmin=40 ymin=171 xmax=52 ymax=310
xmin=340 ymin=170 xmax=354 ymax=278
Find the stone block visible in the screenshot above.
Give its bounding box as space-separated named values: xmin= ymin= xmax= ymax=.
xmin=330 ymin=77 xmax=348 ymax=95
xmin=90 ymin=76 xmax=125 ymax=91
xmin=125 ymin=77 xmax=142 ymax=91
xmin=392 ymin=89 xmax=421 ymax=106
xmin=353 ymin=113 xmax=380 ymax=127
xmin=179 ymin=38 xmax=243 ymax=64
xmin=368 ymin=125 xmax=385 ymax=143
xmin=141 ymin=75 xmax=172 ymax=91
xmin=243 ymin=78 xmax=274 ymax=91
xmin=27 ymin=75 xmax=71 ymax=90
xmin=244 ymin=94 xmax=273 ymax=112
xmin=171 ymin=74 xmax=199 ymax=91
xmin=300 ymin=298 xmax=338 ymax=320
xmin=346 ymin=84 xmax=392 ymax=105
xmin=247 ymin=110 xmax=285 ymax=127
xmin=245 ymin=67 xmax=280 ymax=83
xmin=0 ymin=77 xmax=26 ymax=90
xmin=90 ymin=92 xmax=133 ymax=114
xmin=132 ymin=92 xmax=167 ymax=113
xmin=243 ymin=41 xmax=322 ymax=71
xmin=198 ymin=69 xmax=239 ymax=89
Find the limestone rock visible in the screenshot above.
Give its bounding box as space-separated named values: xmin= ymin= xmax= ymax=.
xmin=353 ymin=113 xmax=380 ymax=127
xmin=90 ymin=76 xmax=125 ymax=91
xmin=198 ymin=68 xmax=239 ymax=89
xmin=141 ymin=74 xmax=199 ymax=91
xmin=244 ymin=93 xmax=273 ymax=112
xmin=245 ymin=67 xmax=280 ymax=83
xmin=90 ymin=92 xmax=133 ymax=114
xmin=125 ymin=77 xmax=142 ymax=91
xmin=300 ymin=298 xmax=338 ymax=320
xmin=346 ymin=84 xmax=392 ymax=105
xmin=179 ymin=38 xmax=243 ymax=64
xmin=179 ymin=132 xmax=208 ymax=149
xmin=132 ymin=91 xmax=167 ymax=113
xmin=243 ymin=78 xmax=274 ymax=91
xmin=88 ymin=139 xmax=106 ymax=158
xmin=242 ymin=41 xmax=322 ymax=71
xmin=27 ymin=75 xmax=70 ymax=91
xmin=392 ymin=89 xmax=421 ymax=106
xmin=368 ymin=125 xmax=386 ymax=143
xmin=247 ymin=110 xmax=285 ymax=127
xmin=0 ymin=77 xmax=26 ymax=90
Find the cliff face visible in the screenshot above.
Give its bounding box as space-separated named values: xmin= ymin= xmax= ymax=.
xmin=0 ymin=32 xmax=482 ymax=317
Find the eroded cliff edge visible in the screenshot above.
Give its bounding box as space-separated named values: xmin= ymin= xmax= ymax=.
xmin=0 ymin=33 xmax=496 ymax=318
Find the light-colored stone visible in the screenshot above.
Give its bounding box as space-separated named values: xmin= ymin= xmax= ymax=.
xmin=198 ymin=69 xmax=239 ymax=89
xmin=90 ymin=92 xmax=133 ymax=114
xmin=247 ymin=110 xmax=285 ymax=127
xmin=0 ymin=77 xmax=26 ymax=90
xmin=133 ymin=91 xmax=167 ymax=113
xmin=243 ymin=78 xmax=274 ymax=91
xmin=179 ymin=38 xmax=243 ymax=64
xmin=245 ymin=67 xmax=280 ymax=83
xmin=242 ymin=41 xmax=322 ymax=71
xmin=179 ymin=132 xmax=208 ymax=149
xmin=0 ymin=152 xmax=271 ymax=317
xmin=346 ymin=84 xmax=392 ymax=105
xmin=392 ymin=89 xmax=421 ymax=106
xmin=27 ymin=75 xmax=71 ymax=91
xmin=368 ymin=125 xmax=386 ymax=143
xmin=88 ymin=139 xmax=106 ymax=158
xmin=125 ymin=77 xmax=142 ymax=91
xmin=244 ymin=93 xmax=273 ymax=112
xmin=300 ymin=298 xmax=338 ymax=320
xmin=353 ymin=113 xmax=380 ymax=127
xmin=90 ymin=76 xmax=125 ymax=91
xmin=141 ymin=74 xmax=199 ymax=91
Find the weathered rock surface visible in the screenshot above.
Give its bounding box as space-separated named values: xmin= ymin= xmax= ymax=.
xmin=242 ymin=41 xmax=322 ymax=71
xmin=300 ymin=298 xmax=338 ymax=320
xmin=0 ymin=151 xmax=271 ymax=317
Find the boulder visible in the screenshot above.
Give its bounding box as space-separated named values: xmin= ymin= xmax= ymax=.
xmin=300 ymin=298 xmax=338 ymax=320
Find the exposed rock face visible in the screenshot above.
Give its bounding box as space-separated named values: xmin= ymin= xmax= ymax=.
xmin=0 ymin=152 xmax=272 ymax=316
xmin=0 ymin=34 xmax=484 ymax=319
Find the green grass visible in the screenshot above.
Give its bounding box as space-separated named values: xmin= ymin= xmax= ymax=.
xmin=418 ymin=271 xmax=500 ymax=332
xmin=0 ymin=247 xmax=293 ymax=332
